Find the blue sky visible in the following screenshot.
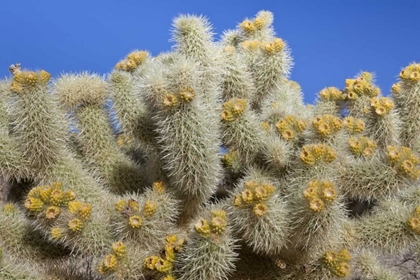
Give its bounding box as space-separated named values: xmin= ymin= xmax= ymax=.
xmin=1 ymin=1 xmax=419 ymax=104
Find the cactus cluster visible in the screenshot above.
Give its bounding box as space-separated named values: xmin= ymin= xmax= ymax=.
xmin=1 ymin=10 xmax=420 ymax=279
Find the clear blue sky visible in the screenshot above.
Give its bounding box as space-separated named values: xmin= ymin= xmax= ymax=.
xmin=1 ymin=0 xmax=419 ymax=104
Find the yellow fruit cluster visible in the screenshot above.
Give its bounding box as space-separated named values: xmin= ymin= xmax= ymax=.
xmin=222 ymin=150 xmax=241 ymax=169
xmin=399 ymin=63 xmax=420 ymax=83
xmin=323 ymin=248 xmax=351 ymax=277
xmin=194 ymin=210 xmax=227 ymax=237
xmin=112 ymin=241 xmax=126 ymax=258
xmin=221 ymin=98 xmax=247 ymax=122
xmin=153 ymin=181 xmax=166 ymax=195
xmin=253 ymin=16 xmax=266 ymax=30
xmin=165 ymin=234 xmax=185 ymax=252
xmin=303 ymin=180 xmax=337 ymax=212
xmin=241 ymin=40 xmax=261 ymax=52
xmin=114 ymin=198 xmax=142 ymax=228
xmin=142 ymin=200 xmax=158 ymax=217
xmin=312 ymin=115 xmax=343 ymax=137
xmin=115 ymin=197 xmax=159 ymax=229
xmin=345 ymin=78 xmax=380 ymax=100
xmin=68 ymin=200 xmax=92 ymax=220
xmin=370 ymin=97 xmax=394 ymax=116
xmin=162 ymin=93 xmax=178 ymax=107
xmin=25 ymin=182 xmax=76 ymax=213
xmin=260 ymin=121 xmax=270 ymax=132
xmin=233 ymin=180 xmax=275 ymax=217
xmin=318 ymin=87 xmax=344 ymax=101
xmin=241 ymin=38 xmax=284 ymax=55
xmin=45 ymin=206 xmax=60 ymax=220
xmin=407 ymin=206 xmax=420 ymax=234
xmin=10 ymin=69 xmax=51 ymax=94
xmin=275 ymin=115 xmax=306 ymax=141
xmin=260 ymin=38 xmax=285 ymax=55
xmin=386 ymin=146 xmax=420 ymax=180
xmin=127 ymin=51 xmax=148 ymax=65
xmin=62 ymin=200 xmax=92 ymax=234
xmin=50 ymin=228 xmax=65 ymax=240
xmin=98 ymin=241 xmax=127 ymax=275
xmin=343 ymin=117 xmax=365 ymax=134
xmin=67 ymin=218 xmax=84 ymax=233
xmin=161 ymin=86 xmax=196 ymax=108
xmin=98 ymin=254 xmax=118 ymax=274
xmin=129 ymin=215 xmax=143 ymax=228
xmin=240 ymin=20 xmax=256 ymax=33
xmin=115 ymin=50 xmax=148 ymax=72
xmin=2 ymin=203 xmax=15 ymax=214
xmin=357 ymin=72 xmax=374 ymax=83
xmin=223 ymin=45 xmax=236 ymax=55
xmin=348 ymin=136 xmax=377 ymax=157
xmin=391 ymin=82 xmax=401 ymax=95
xmin=144 ymin=234 xmax=185 ymax=279
xmin=179 ymin=86 xmax=195 ymax=102
xmin=24 ymin=197 xmax=44 ymax=212
xmin=299 ymin=144 xmax=337 ymax=166
xmin=114 ymin=199 xmax=127 ymax=213
xmin=239 ymin=12 xmax=272 ymax=34
xmin=114 ymin=198 xmax=139 ymax=213
xmin=117 ymin=133 xmax=133 ymax=148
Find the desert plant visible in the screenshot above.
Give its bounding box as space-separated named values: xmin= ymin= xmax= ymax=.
xmin=1 ymin=10 xmax=419 ymax=280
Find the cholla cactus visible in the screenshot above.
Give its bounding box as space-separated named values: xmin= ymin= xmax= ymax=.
xmin=1 ymin=10 xmax=419 ymax=280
